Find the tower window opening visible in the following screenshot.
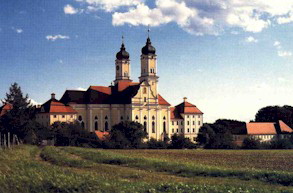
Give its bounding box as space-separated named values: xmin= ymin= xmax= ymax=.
xmin=144 ymin=97 xmax=147 ymax=102
xmin=105 ymin=121 xmax=109 ymax=131
xmin=105 ymin=116 xmax=108 ymax=120
xmin=143 ymin=87 xmax=147 ymax=94
xmin=152 ymin=121 xmax=155 ymax=133
xmin=163 ymin=116 xmax=166 ymax=120
xmin=144 ymin=116 xmax=147 ymax=120
xmin=163 ymin=121 xmax=166 ymax=133
xmin=116 ymin=66 xmax=119 ymax=71
xmin=144 ymin=121 xmax=147 ymax=132
xmin=95 ymin=121 xmax=98 ymax=130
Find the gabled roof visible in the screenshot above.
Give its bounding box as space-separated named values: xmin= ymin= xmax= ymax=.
xmin=0 ymin=103 xmax=13 ymax=116
xmin=246 ymin=122 xmax=277 ymax=135
xmin=90 ymin=86 xmax=112 ymax=95
xmin=279 ymin=120 xmax=293 ymax=133
xmin=40 ymin=98 xmax=77 ymax=114
xmin=158 ymin=94 xmax=171 ymax=106
xmin=95 ymin=131 xmax=109 ymax=141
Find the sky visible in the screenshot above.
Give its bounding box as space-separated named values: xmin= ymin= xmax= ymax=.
xmin=1 ymin=0 xmax=293 ymax=123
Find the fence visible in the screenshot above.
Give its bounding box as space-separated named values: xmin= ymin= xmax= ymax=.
xmin=0 ymin=132 xmax=21 ymax=149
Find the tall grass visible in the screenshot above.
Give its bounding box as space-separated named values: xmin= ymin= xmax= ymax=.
xmin=63 ymin=147 xmax=293 ymax=186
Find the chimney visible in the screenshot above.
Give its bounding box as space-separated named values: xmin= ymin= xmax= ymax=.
xmin=183 ymin=97 xmax=187 ymax=102
xmin=51 ymin=93 xmax=56 ymax=99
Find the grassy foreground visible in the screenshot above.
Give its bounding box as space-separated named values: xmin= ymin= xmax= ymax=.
xmin=0 ymin=146 xmax=293 ymax=193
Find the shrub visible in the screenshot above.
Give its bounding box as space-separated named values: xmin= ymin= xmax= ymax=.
xmin=169 ymin=134 xmax=196 ymax=149
xmin=241 ymin=137 xmax=261 ymax=149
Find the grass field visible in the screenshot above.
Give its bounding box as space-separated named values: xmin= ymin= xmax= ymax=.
xmin=1 ymin=146 xmax=293 ymax=193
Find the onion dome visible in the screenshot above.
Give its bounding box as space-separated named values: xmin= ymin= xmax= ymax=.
xmin=116 ymin=43 xmax=129 ymax=60
xmin=142 ymin=37 xmax=156 ymax=55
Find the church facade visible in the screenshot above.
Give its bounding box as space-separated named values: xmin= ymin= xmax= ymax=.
xmin=36 ymin=36 xmax=204 ymax=142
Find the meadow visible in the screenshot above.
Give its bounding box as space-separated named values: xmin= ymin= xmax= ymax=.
xmin=1 ymin=146 xmax=293 ymax=193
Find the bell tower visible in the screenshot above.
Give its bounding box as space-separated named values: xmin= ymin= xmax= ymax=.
xmin=115 ymin=36 xmax=131 ymax=84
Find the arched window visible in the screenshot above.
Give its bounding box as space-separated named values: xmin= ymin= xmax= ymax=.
xmin=144 ymin=115 xmax=147 ymax=120
xmin=135 ymin=115 xmax=139 ymax=120
xmin=95 ymin=116 xmax=98 ymax=120
xmin=152 ymin=121 xmax=155 ymax=133
xmin=144 ymin=97 xmax=147 ymax=102
xmin=120 ymin=116 xmax=123 ymax=120
xmin=95 ymin=121 xmax=98 ymax=130
xmin=105 ymin=116 xmax=108 ymax=120
xmin=143 ymin=87 xmax=147 ymax=94
xmin=163 ymin=121 xmax=166 ymax=133
xmin=144 ymin=121 xmax=147 ymax=132
xmin=163 ymin=116 xmax=166 ymax=120
xmin=105 ymin=121 xmax=108 ymax=131
xmin=78 ymin=115 xmax=82 ymax=121
xmin=152 ymin=116 xmax=155 ymax=120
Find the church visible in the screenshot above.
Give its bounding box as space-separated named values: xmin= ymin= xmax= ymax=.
xmin=36 ymin=35 xmax=204 ymax=142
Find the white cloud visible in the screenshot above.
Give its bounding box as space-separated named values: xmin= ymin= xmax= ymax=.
xmin=16 ymin=29 xmax=23 ymax=33
xmin=278 ymin=50 xmax=292 ymax=58
xmin=30 ymin=99 xmax=40 ymax=106
xmin=273 ymin=41 xmax=292 ymax=58
xmin=64 ymin=4 xmax=79 ymax=14
xmin=76 ymin=0 xmax=143 ymax=12
xmin=74 ymin=0 xmax=293 ymax=36
xmin=245 ymin=36 xmax=258 ymax=43
xmin=46 ymin=35 xmax=70 ymax=41
xmin=76 ymin=87 xmax=87 ymax=91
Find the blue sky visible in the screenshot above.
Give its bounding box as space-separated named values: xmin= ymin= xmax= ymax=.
xmin=1 ymin=0 xmax=293 ymax=122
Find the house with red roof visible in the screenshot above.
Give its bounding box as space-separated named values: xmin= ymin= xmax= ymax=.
xmin=233 ymin=120 xmax=293 ymax=145
xmin=37 ymin=36 xmax=204 ymax=142
xmin=0 ymin=103 xmax=13 ymax=117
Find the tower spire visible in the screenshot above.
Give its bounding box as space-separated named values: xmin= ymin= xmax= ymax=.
xmin=147 ymin=25 xmax=150 ymax=38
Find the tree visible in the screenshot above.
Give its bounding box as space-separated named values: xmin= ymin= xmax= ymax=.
xmin=169 ymin=134 xmax=196 ymax=149
xmin=108 ymin=121 xmax=147 ymax=149
xmin=242 ymin=137 xmax=261 ymax=149
xmin=255 ymin=106 xmax=293 ymax=128
xmin=196 ymin=123 xmax=235 ymax=149
xmin=0 ymin=83 xmax=36 ymax=140
xmin=147 ymin=138 xmax=168 ymax=149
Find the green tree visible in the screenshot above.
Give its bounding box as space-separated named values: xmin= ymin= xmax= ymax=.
xmin=0 ymin=83 xmax=36 ymax=140
xmin=108 ymin=121 xmax=147 ymax=149
xmin=242 ymin=137 xmax=261 ymax=149
xmin=169 ymin=134 xmax=196 ymax=149
xmin=255 ymin=105 xmax=293 ymax=128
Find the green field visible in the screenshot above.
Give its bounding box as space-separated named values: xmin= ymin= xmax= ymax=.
xmin=1 ymin=146 xmax=293 ymax=193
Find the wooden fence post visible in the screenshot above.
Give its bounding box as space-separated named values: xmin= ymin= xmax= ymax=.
xmin=7 ymin=132 xmax=10 ymax=149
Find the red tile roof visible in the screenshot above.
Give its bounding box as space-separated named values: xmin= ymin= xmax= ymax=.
xmin=95 ymin=131 xmax=109 ymax=140
xmin=116 ymin=81 xmax=139 ymax=92
xmin=279 ymin=120 xmax=293 ymax=133
xmin=40 ymin=99 xmax=77 ymax=114
xmin=158 ymin=94 xmax=171 ymax=106
xmin=246 ymin=123 xmax=277 ymax=135
xmin=0 ymin=103 xmax=13 ymax=116
xmin=90 ymin=86 xmax=112 ymax=95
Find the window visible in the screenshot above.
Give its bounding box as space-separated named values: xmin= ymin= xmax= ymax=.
xmin=135 ymin=115 xmax=139 ymax=120
xmin=144 ymin=97 xmax=147 ymax=102
xmin=172 ymin=121 xmax=174 ymax=125
xmin=152 ymin=116 xmax=155 ymax=120
xmin=193 ymin=128 xmax=195 ymax=133
xmin=176 ymin=129 xmax=179 ymax=133
xmin=120 ymin=116 xmax=123 ymax=120
xmin=187 ymin=115 xmax=189 ymax=118
xmin=193 ymin=121 xmax=195 ymax=125
xmin=198 ymin=121 xmax=201 ymax=125
xmin=187 ymin=121 xmax=190 ymax=125
xmin=193 ymin=115 xmax=195 ymax=118
xmin=105 ymin=116 xmax=108 ymax=120
xmin=144 ymin=115 xmax=147 ymax=120
xmin=54 ymin=115 xmax=57 ymax=118
xmin=116 ymin=65 xmax=119 ymax=71
xmin=95 ymin=121 xmax=98 ymax=130
xmin=172 ymin=129 xmax=174 ymax=133
xmin=193 ymin=137 xmax=196 ymax=141
xmin=181 ymin=121 xmax=183 ymax=125
xmin=95 ymin=116 xmax=98 ymax=120
xmin=177 ymin=121 xmax=178 ymax=125
xmin=198 ymin=115 xmax=200 ymax=118
xmin=163 ymin=116 xmax=166 ymax=120
xmin=143 ymin=87 xmax=147 ymax=94
xmin=71 ymin=115 xmax=73 ymax=118
xmin=181 ymin=129 xmax=183 ymax=133
xmin=105 ymin=121 xmax=109 ymax=131
xmin=144 ymin=121 xmax=147 ymax=132
xmin=163 ymin=122 xmax=166 ymax=133
xmin=78 ymin=116 xmax=82 ymax=121
xmin=152 ymin=121 xmax=155 ymax=133
xmin=62 ymin=115 xmax=65 ymax=118
xmin=187 ymin=129 xmax=190 ymax=133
